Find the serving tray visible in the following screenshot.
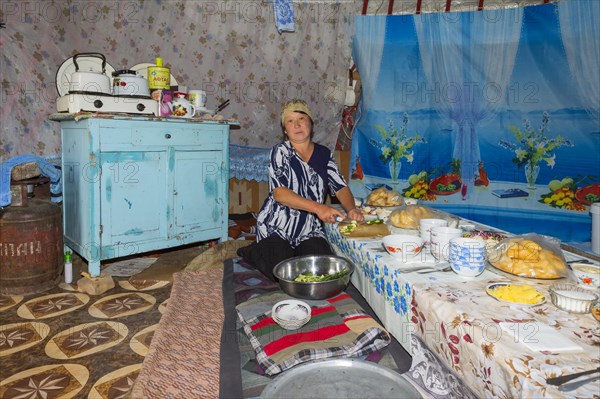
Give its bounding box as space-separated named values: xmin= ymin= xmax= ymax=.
xmin=261 ymin=358 xmax=420 ymax=399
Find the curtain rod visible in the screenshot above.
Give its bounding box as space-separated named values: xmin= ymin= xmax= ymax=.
xmin=284 ymin=0 xmax=356 ymax=4
xmin=286 ymin=1 xmax=357 ymax=3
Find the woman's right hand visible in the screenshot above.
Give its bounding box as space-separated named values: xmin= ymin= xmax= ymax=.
xmin=316 ymin=204 xmax=345 ymax=224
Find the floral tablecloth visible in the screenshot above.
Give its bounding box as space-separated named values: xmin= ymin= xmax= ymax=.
xmin=324 ymin=223 xmax=600 ymax=399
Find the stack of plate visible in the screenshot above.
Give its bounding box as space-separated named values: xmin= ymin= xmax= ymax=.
xmin=271 ymin=300 xmax=311 ymax=330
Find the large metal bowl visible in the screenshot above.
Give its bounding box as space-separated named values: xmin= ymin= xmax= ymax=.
xmin=273 ymin=255 xmax=355 ymax=300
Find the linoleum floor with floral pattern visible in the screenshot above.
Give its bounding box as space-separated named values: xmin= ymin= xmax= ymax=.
xmin=0 ymin=277 xmax=172 ymax=398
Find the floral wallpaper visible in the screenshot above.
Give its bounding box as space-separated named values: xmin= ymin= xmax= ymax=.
xmin=0 ymin=0 xmax=552 ymax=164
xmin=0 ymin=0 xmax=359 ymax=162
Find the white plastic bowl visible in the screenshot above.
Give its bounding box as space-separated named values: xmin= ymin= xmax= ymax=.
xmin=570 ymin=263 xmax=600 ymax=289
xmin=382 ymin=234 xmax=424 ymax=261
xmin=549 ymin=283 xmax=599 ymax=314
xmin=272 ymin=300 xmax=311 ymax=330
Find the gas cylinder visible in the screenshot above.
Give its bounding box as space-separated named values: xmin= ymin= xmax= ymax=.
xmin=0 ymin=199 xmax=63 ymax=295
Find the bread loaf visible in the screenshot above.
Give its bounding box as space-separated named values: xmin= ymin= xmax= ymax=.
xmin=365 ymin=188 xmax=403 ymax=207
xmin=492 ymin=238 xmax=566 ymax=278
xmin=389 ymin=205 xmax=436 ymax=229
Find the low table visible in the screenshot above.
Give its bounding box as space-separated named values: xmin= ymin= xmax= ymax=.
xmin=324 ymin=216 xmax=600 ymax=398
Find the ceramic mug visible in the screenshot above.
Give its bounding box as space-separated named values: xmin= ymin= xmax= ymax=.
xmin=170 ymin=100 xmax=196 ymax=118
xmin=419 ymin=218 xmax=448 ymax=246
xmin=430 ymin=226 xmax=463 ymax=261
xmin=188 ymin=89 xmax=207 ymax=110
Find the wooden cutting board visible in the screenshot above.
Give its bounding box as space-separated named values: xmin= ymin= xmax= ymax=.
xmin=338 ymin=221 xmax=390 ymax=238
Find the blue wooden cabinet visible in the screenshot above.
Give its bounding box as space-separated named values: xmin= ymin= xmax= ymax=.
xmin=55 ymin=115 xmax=231 ymax=276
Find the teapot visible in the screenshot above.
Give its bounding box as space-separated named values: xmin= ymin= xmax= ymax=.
xmin=69 ymin=52 xmax=112 ymax=94
xmin=112 ymin=69 xmax=149 ymax=97
xmin=170 ymin=96 xmax=196 ymax=118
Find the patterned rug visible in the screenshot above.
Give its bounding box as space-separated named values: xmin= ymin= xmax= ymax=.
xmin=128 ymin=258 xmax=413 ymax=398
xmin=0 ymin=278 xmax=172 ymax=398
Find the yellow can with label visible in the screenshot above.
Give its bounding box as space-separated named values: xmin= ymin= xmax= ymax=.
xmin=147 ymin=57 xmax=170 ymax=90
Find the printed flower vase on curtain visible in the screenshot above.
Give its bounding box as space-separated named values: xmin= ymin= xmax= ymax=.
xmin=498 ymin=112 xmax=573 ymax=190
xmin=524 ymin=163 xmax=540 ymax=190
xmin=389 ymin=159 xmax=402 ymax=183
xmin=369 ymin=114 xmax=426 ymax=189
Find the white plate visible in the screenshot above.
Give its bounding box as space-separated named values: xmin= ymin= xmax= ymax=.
xmin=56 ymin=55 xmax=116 ymax=96
xmin=129 ymin=63 xmax=178 ymax=87
xmin=486 ymin=283 xmax=546 ymax=306
xmin=195 ymin=108 xmax=215 ymax=116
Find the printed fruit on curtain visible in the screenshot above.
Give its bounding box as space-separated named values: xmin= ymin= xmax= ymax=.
xmin=540 ymin=177 xmax=587 ymax=211
xmin=404 ymin=171 xmax=437 ymax=201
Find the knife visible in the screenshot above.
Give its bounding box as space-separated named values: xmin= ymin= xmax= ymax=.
xmin=558 ymin=376 xmax=600 ymax=392
xmin=546 ymin=367 xmax=600 ymax=386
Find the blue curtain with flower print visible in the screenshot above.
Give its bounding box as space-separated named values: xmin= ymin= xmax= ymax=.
xmin=349 ymin=1 xmax=600 ymax=243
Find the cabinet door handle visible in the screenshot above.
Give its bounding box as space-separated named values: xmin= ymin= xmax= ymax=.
xmin=165 ymin=133 xmax=172 ymax=139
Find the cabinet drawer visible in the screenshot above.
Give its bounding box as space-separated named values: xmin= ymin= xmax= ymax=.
xmin=99 ymin=124 xmax=226 ymax=148
xmin=131 ymin=127 xmax=224 ymax=147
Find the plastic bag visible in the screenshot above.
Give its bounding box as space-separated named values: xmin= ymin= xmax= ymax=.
xmin=77 ymin=272 xmax=115 ymax=295
xmin=365 ymin=187 xmax=403 ymax=207
xmin=388 ymin=205 xmax=437 ymax=230
xmin=488 ymin=233 xmax=568 ymax=279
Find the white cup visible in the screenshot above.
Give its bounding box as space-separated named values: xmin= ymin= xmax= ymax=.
xmin=419 ymin=218 xmax=448 ymax=246
xmin=430 ymin=226 xmax=463 ymax=261
xmin=188 ymin=89 xmax=207 ymax=109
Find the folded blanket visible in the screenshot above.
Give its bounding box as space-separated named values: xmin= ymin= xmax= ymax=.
xmin=236 ymin=290 xmax=391 ymax=376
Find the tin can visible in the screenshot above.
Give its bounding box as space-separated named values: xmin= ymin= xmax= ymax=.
xmin=147 ymin=57 xmax=170 ymax=91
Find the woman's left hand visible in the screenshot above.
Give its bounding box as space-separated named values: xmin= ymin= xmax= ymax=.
xmin=347 ymin=208 xmax=365 ymax=222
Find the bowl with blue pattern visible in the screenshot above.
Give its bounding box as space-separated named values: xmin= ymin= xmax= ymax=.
xmin=449 ymin=238 xmax=487 ymax=277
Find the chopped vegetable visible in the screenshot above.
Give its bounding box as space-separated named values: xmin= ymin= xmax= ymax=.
xmin=339 ymin=220 xmax=358 ymax=235
xmin=436 ymin=183 xmax=457 ymax=192
xmin=293 ymin=269 xmax=350 ymax=282
xmin=339 ymin=219 xmax=383 ymax=235
xmin=585 ymin=193 xmax=600 ymax=203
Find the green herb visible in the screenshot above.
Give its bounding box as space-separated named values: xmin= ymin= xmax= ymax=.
xmin=293 ymin=269 xmax=350 ymax=282
xmin=436 ymin=183 xmax=457 ymax=192
xmin=585 ymin=193 xmax=600 ymax=203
